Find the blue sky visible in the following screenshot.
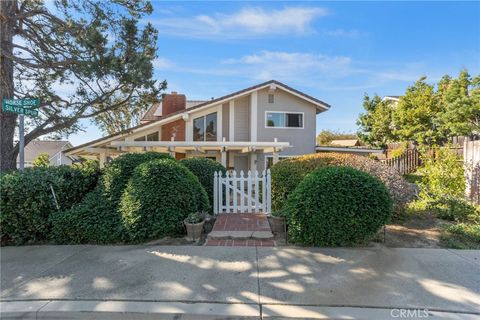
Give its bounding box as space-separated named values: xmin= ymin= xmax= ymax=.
xmin=69 ymin=1 xmax=480 ymax=146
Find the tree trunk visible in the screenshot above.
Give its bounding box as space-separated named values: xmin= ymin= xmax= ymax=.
xmin=0 ymin=0 xmax=18 ymax=171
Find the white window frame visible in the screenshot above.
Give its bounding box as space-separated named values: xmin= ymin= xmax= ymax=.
xmin=193 ymin=112 xmax=218 ymax=142
xmin=264 ymin=111 xmax=304 ymax=129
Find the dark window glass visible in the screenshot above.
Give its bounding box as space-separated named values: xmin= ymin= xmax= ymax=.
xmin=286 ymin=113 xmax=303 ymax=128
xmin=205 ymin=113 xmax=217 ymax=141
xmin=266 ymin=112 xmax=285 ymax=127
xmin=146 ymin=132 xmax=159 ymax=141
xmin=193 ymin=117 xmax=205 ymax=141
xmin=134 ymin=136 xmax=146 ymax=141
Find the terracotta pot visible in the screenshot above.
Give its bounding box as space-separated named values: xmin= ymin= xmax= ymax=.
xmin=184 ymin=220 xmax=205 ymax=241
xmin=268 ymin=215 xmax=286 ymax=234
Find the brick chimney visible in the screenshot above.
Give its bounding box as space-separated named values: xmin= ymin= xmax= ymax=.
xmin=162 ymin=92 xmax=186 ymax=116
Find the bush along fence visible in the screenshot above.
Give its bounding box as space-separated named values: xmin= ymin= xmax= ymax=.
xmin=380 ymin=148 xmax=421 ymax=175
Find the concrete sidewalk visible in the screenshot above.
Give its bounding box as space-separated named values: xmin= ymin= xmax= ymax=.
xmin=1 ymin=245 xmax=479 ymax=319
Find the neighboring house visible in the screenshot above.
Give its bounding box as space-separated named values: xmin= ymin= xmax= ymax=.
xmin=17 ymin=140 xmax=75 ymax=168
xmin=382 ymin=95 xmax=400 ymax=103
xmin=66 ymin=80 xmax=331 ymax=171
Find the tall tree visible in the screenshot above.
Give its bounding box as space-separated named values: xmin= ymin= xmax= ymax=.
xmin=392 ymin=77 xmax=445 ymax=145
xmin=437 ymin=70 xmax=480 ymax=137
xmin=357 ymin=94 xmax=395 ymax=147
xmin=0 ymin=0 xmax=165 ymax=171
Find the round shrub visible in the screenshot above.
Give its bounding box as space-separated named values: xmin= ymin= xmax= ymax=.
xmin=285 ymin=166 xmax=393 ymax=246
xmin=1 ymin=165 xmax=100 ymax=245
xmin=50 ymin=152 xmax=172 ymax=244
xmin=180 ymin=157 xmax=226 ymax=209
xmin=271 ymin=153 xmax=413 ymax=217
xmin=120 ymin=159 xmax=209 ymax=242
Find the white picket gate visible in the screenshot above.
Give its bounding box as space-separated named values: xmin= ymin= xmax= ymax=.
xmin=213 ymin=170 xmax=271 ymax=214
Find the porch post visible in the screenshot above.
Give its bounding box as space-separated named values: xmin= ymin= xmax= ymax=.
xmin=272 ymin=138 xmax=280 ymax=165
xmin=99 ymin=152 xmax=107 ymax=169
xmin=250 ymin=153 xmax=257 ymax=172
xmin=221 ymin=148 xmax=227 ymax=167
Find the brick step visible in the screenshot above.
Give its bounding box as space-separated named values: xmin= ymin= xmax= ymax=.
xmin=205 ymin=239 xmax=276 ymax=247
xmin=207 ymin=230 xmax=274 ymax=240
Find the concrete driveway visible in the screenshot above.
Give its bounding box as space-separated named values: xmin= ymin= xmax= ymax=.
xmin=1 ymin=245 xmax=479 ymax=319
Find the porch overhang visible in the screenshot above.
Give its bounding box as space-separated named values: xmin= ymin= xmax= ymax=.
xmin=70 ymin=141 xmax=291 ymax=156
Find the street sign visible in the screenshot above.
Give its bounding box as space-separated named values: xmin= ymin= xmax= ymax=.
xmin=2 ymin=98 xmax=41 ymax=170
xmin=2 ymin=98 xmax=40 ymax=117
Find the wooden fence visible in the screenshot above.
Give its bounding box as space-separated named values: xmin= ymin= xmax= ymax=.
xmin=380 ymin=148 xmax=421 ymax=175
xmin=464 ymin=139 xmax=480 ymax=205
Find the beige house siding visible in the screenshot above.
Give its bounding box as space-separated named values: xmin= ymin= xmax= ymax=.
xmin=256 ymin=88 xmax=317 ymax=156
xmin=234 ymin=96 xmax=250 ymax=141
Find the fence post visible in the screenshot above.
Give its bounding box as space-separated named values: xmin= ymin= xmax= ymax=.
xmin=247 ymin=170 xmax=252 ymax=212
xmin=239 ymin=170 xmax=245 ymax=213
xmin=232 ymin=170 xmax=238 ymax=212
xmin=214 ymin=171 xmax=218 ymax=214
xmin=261 ymin=170 xmax=266 ymax=212
xmin=266 ymin=169 xmax=271 ymax=214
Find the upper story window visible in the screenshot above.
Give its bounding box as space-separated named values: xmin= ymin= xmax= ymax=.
xmin=265 ymin=112 xmax=303 ymax=128
xmin=134 ymin=132 xmax=159 ymax=141
xmin=193 ymin=112 xmax=217 ymax=141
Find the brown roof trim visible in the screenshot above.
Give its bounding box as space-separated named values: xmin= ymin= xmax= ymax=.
xmin=66 ymin=80 xmax=330 ymax=153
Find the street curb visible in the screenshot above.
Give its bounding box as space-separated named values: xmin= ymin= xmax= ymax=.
xmin=1 ymin=300 xmax=479 ymax=320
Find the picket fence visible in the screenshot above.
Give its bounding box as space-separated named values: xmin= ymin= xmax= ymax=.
xmin=213 ymin=170 xmax=271 ymax=214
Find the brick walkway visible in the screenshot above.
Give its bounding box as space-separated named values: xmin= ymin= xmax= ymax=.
xmin=205 ymin=213 xmax=276 ymax=247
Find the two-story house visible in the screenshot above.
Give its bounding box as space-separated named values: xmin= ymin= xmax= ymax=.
xmin=66 ymin=80 xmax=330 ymax=171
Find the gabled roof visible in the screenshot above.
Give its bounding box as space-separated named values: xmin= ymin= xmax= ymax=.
xmin=142 ymin=100 xmax=207 ymax=122
xmin=18 ymin=140 xmax=73 ymax=162
xmin=66 ymin=80 xmax=330 ymax=154
xmin=330 ymin=139 xmax=360 ymax=147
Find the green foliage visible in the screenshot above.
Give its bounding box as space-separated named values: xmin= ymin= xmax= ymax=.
xmin=32 ymin=153 xmax=51 ymax=168
xmin=1 ymin=166 xmax=100 ymax=245
xmin=357 ymin=94 xmax=396 ymax=148
xmin=284 ymin=167 xmax=392 ymax=246
xmin=357 ymin=70 xmax=480 ymax=148
xmin=418 ymin=147 xmax=465 ymax=200
xmin=50 ymin=152 xmax=172 ymax=244
xmin=389 ymin=142 xmax=408 ymax=158
xmin=2 ymin=0 xmax=165 ymax=171
xmin=184 ymin=212 xmax=206 ymax=224
xmin=393 ymin=78 xmax=444 ymax=145
xmin=429 ymin=197 xmax=480 ymax=223
xmin=316 ymin=130 xmax=357 ymax=146
xmin=440 ymin=223 xmax=480 ymax=249
xmin=271 ymin=153 xmax=413 ymax=217
xmin=120 ymin=159 xmax=209 ymax=242
xmin=179 ymin=157 xmax=226 ymax=209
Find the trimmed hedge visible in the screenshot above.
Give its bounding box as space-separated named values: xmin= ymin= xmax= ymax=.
xmin=180 ymin=157 xmax=226 ymax=210
xmin=285 ymin=166 xmax=392 ymax=246
xmin=271 ymin=153 xmax=413 ymax=217
xmin=120 ymin=159 xmax=209 ymax=242
xmin=1 ymin=165 xmax=100 ymax=245
xmin=50 ymin=152 xmax=172 ymax=244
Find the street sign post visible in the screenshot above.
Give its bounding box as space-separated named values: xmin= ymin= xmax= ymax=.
xmin=2 ymin=98 xmax=40 ymax=170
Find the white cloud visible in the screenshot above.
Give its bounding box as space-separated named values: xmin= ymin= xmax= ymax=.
xmin=150 ymin=7 xmax=328 ymax=38
xmin=152 ymin=57 xmax=174 ymax=70
xmin=222 ymin=50 xmax=353 ymax=82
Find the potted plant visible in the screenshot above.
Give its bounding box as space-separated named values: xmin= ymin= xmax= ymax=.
xmin=184 ymin=212 xmax=206 ymax=241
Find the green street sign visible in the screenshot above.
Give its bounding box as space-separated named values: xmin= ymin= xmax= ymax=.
xmin=2 ymin=99 xmax=40 ymax=117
